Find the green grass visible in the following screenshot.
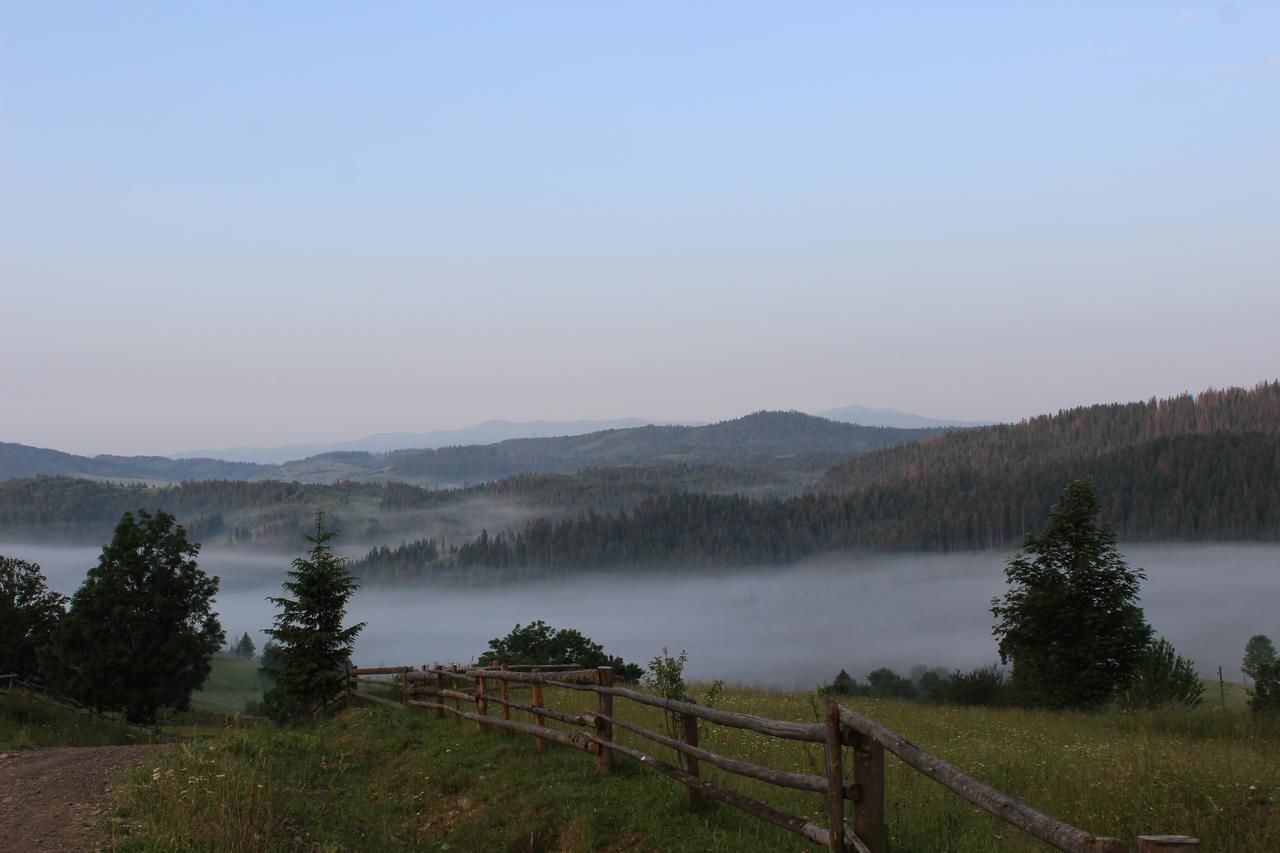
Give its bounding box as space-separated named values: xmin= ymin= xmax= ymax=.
xmin=107 ymin=683 xmax=1280 ymax=852
xmin=0 ymin=689 xmax=159 ymax=750
xmin=190 ymin=653 xmax=269 ymax=713
xmin=0 ymin=685 xmax=261 ymax=751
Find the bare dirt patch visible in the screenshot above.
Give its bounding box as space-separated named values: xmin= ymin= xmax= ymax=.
xmin=0 ymin=745 xmax=163 ymax=852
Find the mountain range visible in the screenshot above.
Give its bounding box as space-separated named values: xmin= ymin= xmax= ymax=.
xmin=168 ymin=406 xmax=986 ymax=464
xmin=0 ymin=411 xmax=946 ymax=488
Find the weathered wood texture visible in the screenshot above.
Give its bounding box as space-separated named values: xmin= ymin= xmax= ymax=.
xmin=533 ymin=667 xmax=546 ymax=752
xmin=595 ymin=667 xmax=613 ymax=773
xmin=825 ymin=701 xmax=847 ymax=853
xmin=1136 ymin=838 xmax=1200 ymax=853
xmin=838 ymin=707 xmax=1127 ymax=853
xmin=681 ymin=711 xmax=701 ymax=806
xmin=598 ymin=712 xmax=826 ymax=793
xmin=349 ymin=690 xmax=405 ymax=709
xmin=349 ymin=666 xmax=413 ymax=676
xmin=465 ymin=668 xmax=600 ymax=685
xmin=544 ymin=680 xmax=827 ymax=742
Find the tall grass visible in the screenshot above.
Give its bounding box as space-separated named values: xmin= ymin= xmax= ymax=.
xmin=108 ymin=682 xmax=1280 ymax=851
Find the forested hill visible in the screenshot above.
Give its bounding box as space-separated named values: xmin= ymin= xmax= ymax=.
xmin=352 ymin=430 xmax=1280 ymax=581
xmin=0 ymin=442 xmax=269 ymax=483
xmin=819 ymin=382 xmax=1280 ymax=493
xmin=0 ymin=412 xmax=941 ymax=487
xmin=0 ymin=464 xmax=785 ymax=548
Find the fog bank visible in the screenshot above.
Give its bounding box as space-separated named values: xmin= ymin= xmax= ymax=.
xmin=5 ymin=542 xmax=1275 ymax=688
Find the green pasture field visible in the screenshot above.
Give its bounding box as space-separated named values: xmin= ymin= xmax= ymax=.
xmin=108 ymin=682 xmax=1280 ymax=852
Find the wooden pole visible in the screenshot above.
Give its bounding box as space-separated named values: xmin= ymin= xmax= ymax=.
xmin=852 ymin=732 xmax=886 ymax=853
xmin=595 ymin=667 xmax=613 ymax=773
xmin=682 ymin=708 xmax=701 ymax=807
xmin=403 ymin=667 xmax=411 ymax=706
xmin=824 ymin=701 xmax=847 ymax=853
xmin=475 ymin=673 xmax=488 ymax=732
xmin=346 ymin=664 xmax=354 ymax=701
xmin=434 ymin=667 xmax=445 ymax=719
xmin=1138 ymin=837 xmax=1200 ymax=853
xmin=450 ymin=669 xmax=461 ymax=725
xmin=499 ymin=663 xmax=511 ymax=734
xmin=532 ymin=667 xmax=545 ymax=752
xmin=1218 ymin=666 xmax=1226 ymax=711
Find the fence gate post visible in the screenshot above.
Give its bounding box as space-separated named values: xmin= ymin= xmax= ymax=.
xmin=824 ymin=701 xmax=847 ymax=853
xmin=681 ymin=708 xmax=702 ymax=806
xmin=1138 ymin=837 xmax=1200 ymax=852
xmin=433 ymin=667 xmax=445 ymax=719
xmin=595 ymin=666 xmax=613 ymax=773
xmin=450 ymin=668 xmax=461 ymax=725
xmin=852 ymin=726 xmax=886 ymax=853
xmin=532 ymin=667 xmax=546 ymax=752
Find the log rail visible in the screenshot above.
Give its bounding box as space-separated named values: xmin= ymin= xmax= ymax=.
xmin=343 ymin=663 xmax=1198 ymax=853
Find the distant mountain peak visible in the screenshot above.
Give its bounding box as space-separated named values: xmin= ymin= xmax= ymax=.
xmin=818 ymin=404 xmax=993 ymax=430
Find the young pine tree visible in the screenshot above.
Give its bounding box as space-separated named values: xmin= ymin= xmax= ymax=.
xmin=262 ymin=515 xmax=365 ymax=723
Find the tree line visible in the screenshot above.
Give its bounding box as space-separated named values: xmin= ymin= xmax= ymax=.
xmin=351 ymin=431 xmax=1280 ymax=580
xmin=1 ymin=511 xmax=365 ymax=726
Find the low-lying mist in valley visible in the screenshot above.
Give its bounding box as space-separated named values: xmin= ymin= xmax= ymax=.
xmin=6 ymin=542 xmax=1275 ymax=689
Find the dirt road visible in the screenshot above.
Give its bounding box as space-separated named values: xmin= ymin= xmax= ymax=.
xmin=0 ymin=745 xmax=162 ymax=852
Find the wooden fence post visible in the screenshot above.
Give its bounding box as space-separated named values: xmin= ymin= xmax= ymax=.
xmin=852 ymin=727 xmax=886 ymax=853
xmin=824 ymin=701 xmax=847 ymax=853
xmin=499 ymin=663 xmax=511 ymax=734
xmin=532 ymin=667 xmax=545 ymax=752
xmin=682 ymin=709 xmax=701 ymax=806
xmin=475 ymin=672 xmax=488 ymax=732
xmin=1138 ymin=837 xmax=1200 ymax=852
xmin=595 ymin=667 xmax=613 ymax=773
xmin=403 ymin=667 xmax=410 ymax=706
xmin=450 ymin=668 xmax=461 ymax=725
xmin=346 ymin=664 xmax=354 ymax=701
xmin=433 ymin=666 xmax=445 ymax=719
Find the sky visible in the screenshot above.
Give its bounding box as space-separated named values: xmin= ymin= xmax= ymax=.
xmin=2 ymin=2 xmax=1278 ymax=456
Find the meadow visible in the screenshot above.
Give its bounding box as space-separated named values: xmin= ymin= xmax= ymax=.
xmin=107 ymin=682 xmax=1280 ymax=852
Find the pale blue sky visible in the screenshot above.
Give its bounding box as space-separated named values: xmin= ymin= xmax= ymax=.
xmin=2 ymin=2 xmax=1277 ymax=455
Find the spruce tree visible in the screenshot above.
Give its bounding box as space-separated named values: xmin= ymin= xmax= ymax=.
xmin=263 ymin=514 xmax=365 ymax=723
xmin=235 ymin=631 xmax=256 ymax=659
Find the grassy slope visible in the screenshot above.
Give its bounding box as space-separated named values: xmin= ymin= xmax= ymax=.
xmin=109 ymin=685 xmax=1280 ymax=852
xmin=190 ymin=653 xmax=268 ymax=713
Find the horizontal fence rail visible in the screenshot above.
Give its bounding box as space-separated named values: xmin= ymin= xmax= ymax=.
xmin=344 ymin=663 xmax=1200 ymax=853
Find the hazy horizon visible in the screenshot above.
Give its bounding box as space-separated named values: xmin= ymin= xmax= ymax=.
xmin=4 ymin=4 xmax=1277 ymax=455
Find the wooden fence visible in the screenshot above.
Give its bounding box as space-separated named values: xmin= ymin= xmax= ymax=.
xmin=345 ymin=664 xmax=1200 ymax=853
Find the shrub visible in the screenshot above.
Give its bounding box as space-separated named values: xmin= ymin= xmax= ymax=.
xmin=478 ymin=620 xmax=643 ymax=681
xmin=1117 ymin=637 xmax=1205 ymax=710
xmin=1248 ymin=660 xmax=1280 ymax=715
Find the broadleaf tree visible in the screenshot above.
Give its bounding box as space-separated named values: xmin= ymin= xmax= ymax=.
xmin=992 ymin=479 xmax=1153 ymax=710
xmin=1243 ymin=634 xmax=1277 ymax=683
xmin=0 ymin=556 xmax=68 ymax=680
xmin=263 ymin=514 xmax=365 ymax=723
xmin=45 ymin=510 xmax=224 ymax=722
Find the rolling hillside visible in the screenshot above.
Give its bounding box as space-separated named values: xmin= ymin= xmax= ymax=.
xmin=1 ymin=412 xmax=942 ymax=488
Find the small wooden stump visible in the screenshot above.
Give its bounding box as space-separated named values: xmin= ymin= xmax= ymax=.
xmin=1138 ymin=837 xmax=1200 ymax=853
